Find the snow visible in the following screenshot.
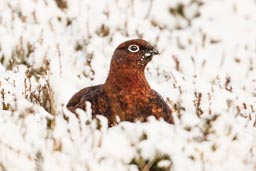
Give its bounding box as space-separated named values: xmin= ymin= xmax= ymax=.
xmin=0 ymin=0 xmax=256 ymax=171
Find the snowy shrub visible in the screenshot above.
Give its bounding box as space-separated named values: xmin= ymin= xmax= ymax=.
xmin=0 ymin=0 xmax=256 ymax=171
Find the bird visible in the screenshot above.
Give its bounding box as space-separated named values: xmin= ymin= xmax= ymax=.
xmin=66 ymin=39 xmax=174 ymax=126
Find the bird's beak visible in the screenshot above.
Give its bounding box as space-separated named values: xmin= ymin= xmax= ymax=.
xmin=144 ymin=48 xmax=159 ymax=59
xmin=149 ymin=48 xmax=159 ymax=56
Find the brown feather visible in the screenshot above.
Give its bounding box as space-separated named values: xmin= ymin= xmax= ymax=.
xmin=66 ymin=39 xmax=174 ymax=126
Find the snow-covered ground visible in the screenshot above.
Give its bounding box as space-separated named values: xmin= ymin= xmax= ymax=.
xmin=1 ymin=0 xmax=256 ymax=171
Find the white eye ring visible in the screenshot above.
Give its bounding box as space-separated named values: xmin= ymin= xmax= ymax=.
xmin=128 ymin=44 xmax=140 ymax=53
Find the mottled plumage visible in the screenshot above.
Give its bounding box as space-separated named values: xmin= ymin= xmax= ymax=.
xmin=67 ymin=39 xmax=174 ymax=126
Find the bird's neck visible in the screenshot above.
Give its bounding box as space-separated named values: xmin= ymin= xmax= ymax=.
xmin=104 ymin=68 xmax=151 ymax=90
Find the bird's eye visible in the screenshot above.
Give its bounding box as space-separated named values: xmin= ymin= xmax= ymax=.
xmin=128 ymin=44 xmax=140 ymax=53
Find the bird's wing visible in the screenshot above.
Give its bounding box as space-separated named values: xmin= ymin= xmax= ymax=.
xmin=152 ymin=89 xmax=174 ymax=123
xmin=66 ymin=84 xmax=103 ymax=112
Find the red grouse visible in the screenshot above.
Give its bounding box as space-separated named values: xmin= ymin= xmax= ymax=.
xmin=67 ymin=39 xmax=174 ymax=126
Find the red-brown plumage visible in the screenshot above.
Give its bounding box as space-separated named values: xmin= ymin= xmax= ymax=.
xmin=67 ymin=39 xmax=174 ymax=126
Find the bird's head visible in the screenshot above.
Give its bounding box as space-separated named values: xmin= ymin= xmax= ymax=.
xmin=110 ymin=39 xmax=159 ymax=70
